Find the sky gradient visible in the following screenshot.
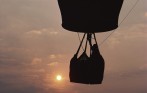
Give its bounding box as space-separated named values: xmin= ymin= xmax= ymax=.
xmin=0 ymin=0 xmax=147 ymax=93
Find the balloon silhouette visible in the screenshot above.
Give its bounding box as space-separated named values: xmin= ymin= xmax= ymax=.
xmin=58 ymin=0 xmax=124 ymax=33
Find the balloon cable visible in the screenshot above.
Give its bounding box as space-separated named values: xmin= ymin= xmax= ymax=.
xmin=77 ymin=32 xmax=84 ymax=51
xmin=77 ymin=0 xmax=140 ymax=47
xmin=99 ymin=0 xmax=140 ymax=46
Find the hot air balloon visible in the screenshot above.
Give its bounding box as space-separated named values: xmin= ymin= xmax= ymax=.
xmin=57 ymin=0 xmax=124 ymax=84
xmin=58 ymin=0 xmax=124 ymax=33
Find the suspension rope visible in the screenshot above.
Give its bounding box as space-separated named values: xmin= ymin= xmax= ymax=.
xmin=99 ymin=0 xmax=140 ymax=46
xmin=77 ymin=32 xmax=84 ymax=50
xmin=119 ymin=0 xmax=140 ymax=26
xmin=77 ymin=0 xmax=140 ymax=46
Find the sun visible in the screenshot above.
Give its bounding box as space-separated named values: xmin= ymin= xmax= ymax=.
xmin=56 ymin=75 xmax=62 ymax=81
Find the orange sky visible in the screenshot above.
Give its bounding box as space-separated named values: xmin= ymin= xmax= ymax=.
xmin=0 ymin=0 xmax=147 ymax=93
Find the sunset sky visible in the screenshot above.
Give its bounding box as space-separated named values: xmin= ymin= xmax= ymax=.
xmin=0 ymin=0 xmax=147 ymax=93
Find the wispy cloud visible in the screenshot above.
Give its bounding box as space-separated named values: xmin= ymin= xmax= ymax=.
xmin=145 ymin=12 xmax=147 ymax=17
xmin=31 ymin=57 xmax=42 ymax=65
xmin=48 ymin=62 xmax=58 ymax=66
xmin=0 ymin=0 xmax=147 ymax=93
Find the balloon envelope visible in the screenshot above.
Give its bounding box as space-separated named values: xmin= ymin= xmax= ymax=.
xmin=58 ymin=0 xmax=124 ymax=33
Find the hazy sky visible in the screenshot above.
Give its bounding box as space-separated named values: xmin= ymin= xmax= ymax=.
xmin=0 ymin=0 xmax=147 ymax=93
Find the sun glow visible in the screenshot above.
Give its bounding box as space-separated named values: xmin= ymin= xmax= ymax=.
xmin=56 ymin=75 xmax=62 ymax=81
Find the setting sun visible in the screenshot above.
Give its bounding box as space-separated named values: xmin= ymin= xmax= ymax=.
xmin=56 ymin=75 xmax=62 ymax=81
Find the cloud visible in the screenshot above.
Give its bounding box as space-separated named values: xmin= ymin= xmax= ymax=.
xmin=49 ymin=54 xmax=65 ymax=59
xmin=105 ymin=23 xmax=147 ymax=48
xmin=37 ymin=69 xmax=45 ymax=73
xmin=0 ymin=81 xmax=54 ymax=93
xmin=31 ymin=57 xmax=42 ymax=65
xmin=27 ymin=28 xmax=58 ymax=35
xmin=27 ymin=30 xmax=42 ymax=35
xmin=145 ymin=12 xmax=147 ymax=18
xmin=49 ymin=54 xmax=56 ymax=59
xmin=139 ymin=63 xmax=147 ymax=70
xmin=48 ymin=62 xmax=58 ymax=66
xmin=0 ymin=0 xmax=146 ymax=93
